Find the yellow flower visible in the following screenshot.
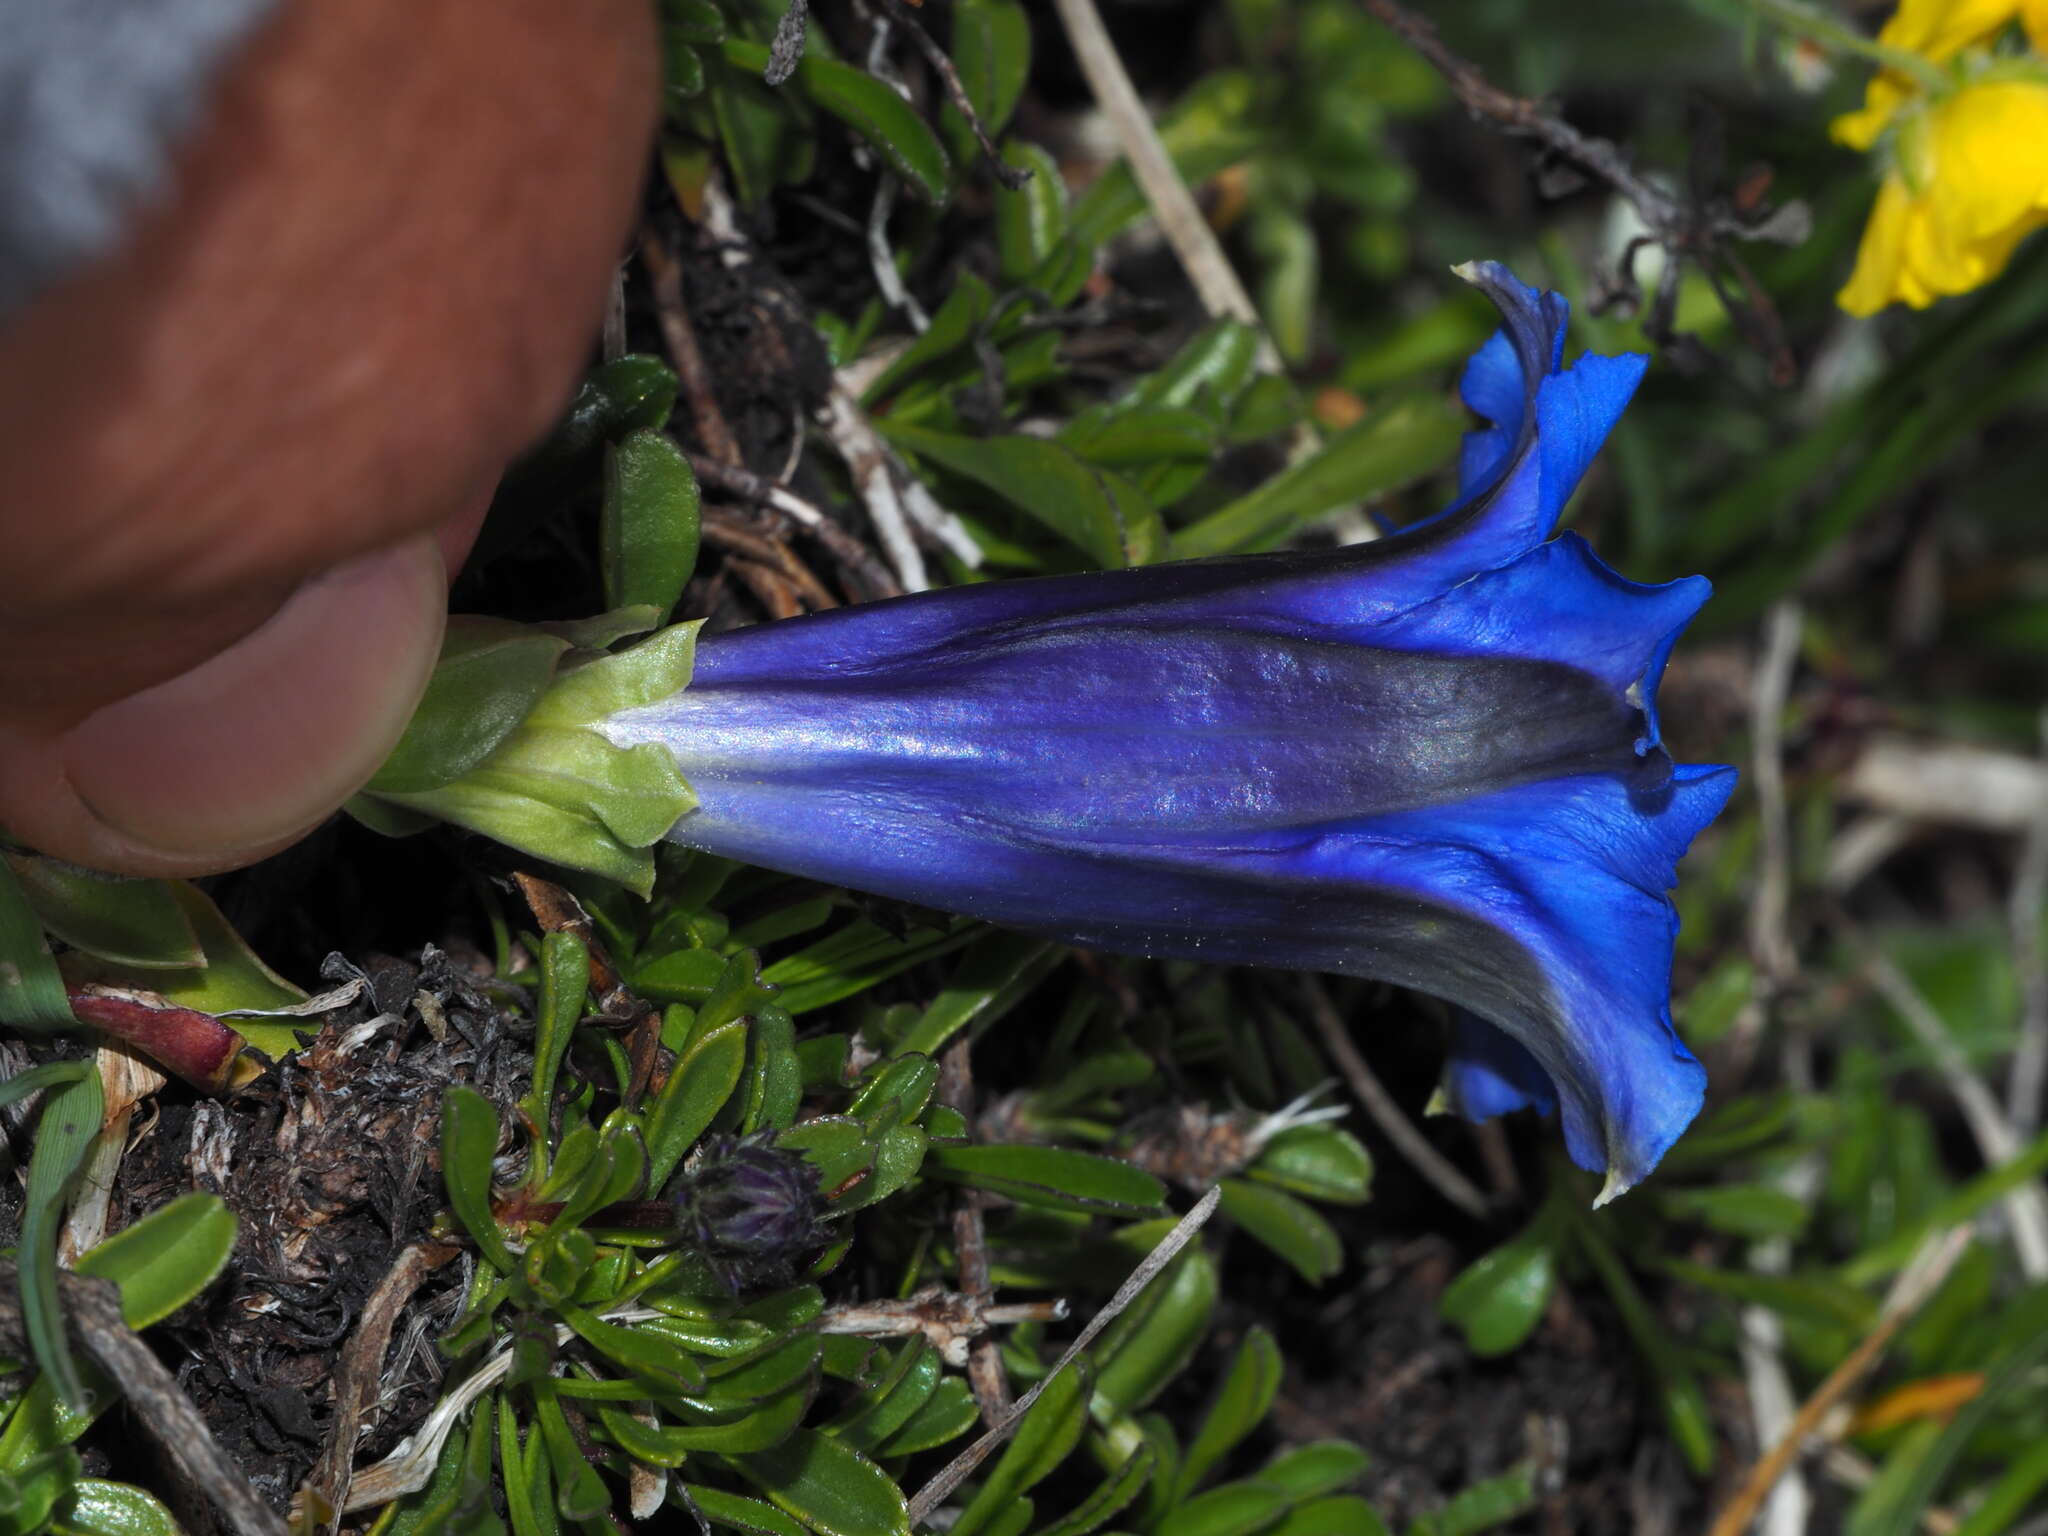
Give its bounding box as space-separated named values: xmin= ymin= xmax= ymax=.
xmin=1831 ymin=0 xmax=2048 ymax=149
xmin=1839 ymin=78 xmax=2048 ymax=313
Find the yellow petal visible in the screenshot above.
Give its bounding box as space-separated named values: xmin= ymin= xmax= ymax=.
xmin=1925 ymin=81 xmax=2048 ymax=240
xmin=1878 ymin=0 xmax=2020 ymax=57
xmin=1838 ymin=174 xmax=1922 ymax=313
xmin=2026 ymin=0 xmax=2048 ymax=49
xmin=1832 ymin=73 xmax=1914 ymax=151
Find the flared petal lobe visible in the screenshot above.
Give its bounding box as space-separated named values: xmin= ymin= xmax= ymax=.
xmin=603 ymin=264 xmax=1733 ymax=1192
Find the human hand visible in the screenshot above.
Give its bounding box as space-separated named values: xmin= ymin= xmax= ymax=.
xmin=0 ymin=0 xmax=658 ymax=876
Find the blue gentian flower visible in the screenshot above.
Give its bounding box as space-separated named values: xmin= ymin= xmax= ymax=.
xmin=603 ymin=263 xmax=1736 ymax=1197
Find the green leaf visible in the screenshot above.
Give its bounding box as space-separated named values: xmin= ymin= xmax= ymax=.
xmin=861 ymin=273 xmax=992 ymax=406
xmin=1572 ymin=1217 xmax=1714 ymax=1477
xmin=826 ymin=1341 xmax=942 ymax=1453
xmin=1129 ymin=321 xmax=1262 ymax=416
xmin=762 ymin=917 xmax=978 ymax=1015
xmin=742 ymin=1007 xmax=805 ymax=1135
xmin=1175 ymin=1328 xmax=1283 ymax=1502
xmin=0 ymin=855 xmax=77 ymax=1030
xmin=943 ymin=0 xmax=1030 ymax=152
xmin=1257 ymin=1442 xmax=1372 ymax=1502
xmin=651 ymin=1024 xmax=749 ymax=1187
xmin=1217 ymin=1179 xmax=1344 ymax=1284
xmin=896 ymin=933 xmax=1061 ymax=1059
xmin=726 ymin=41 xmax=950 ymax=205
xmin=1032 ymin=1441 xmax=1156 ymax=1536
xmin=951 ymin=1359 xmax=1089 ymax=1536
xmin=778 ymin=1116 xmax=876 ymax=1198
xmin=73 ymin=1194 xmax=236 ymax=1329
xmin=878 ymin=422 xmax=1167 ymax=567
xmin=442 ymin=1088 xmax=516 ymax=1273
xmin=1246 ymin=1125 xmax=1373 ymax=1205
xmin=496 ymin=1397 xmax=556 ymax=1536
xmin=603 ymin=429 xmax=701 ymax=625
xmin=1060 ymin=405 xmax=1217 ymax=471
xmin=1169 ymin=1481 xmax=1291 ymax=1536
xmin=7 ymin=859 xmax=200 ymax=971
xmin=368 ymin=623 xmax=569 ymax=794
xmin=1655 ymin=1184 xmax=1811 ymax=1241
xmin=1408 ymin=1463 xmax=1536 ymax=1536
xmin=874 ymin=1377 xmax=979 ymax=1456
xmin=994 ymin=142 xmax=1067 ymax=282
xmin=23 ymin=1065 xmax=102 ymax=1410
xmin=523 ymin=933 xmax=591 ymax=1151
xmin=680 ymin=1484 xmax=809 ymax=1536
xmin=1092 ymin=1249 xmax=1219 ymax=1415
xmin=1439 ymin=1220 xmax=1558 ymax=1358
xmin=1174 ymin=394 xmax=1463 ymax=558
xmin=1263 ymin=1495 xmax=1389 ymax=1536
xmin=845 ymin=1054 xmax=939 ymax=1124
xmin=730 ymin=1429 xmax=910 ymax=1536
xmin=922 ymin=1144 xmax=1166 ymax=1215
xmin=52 ymin=1479 xmax=182 ymax=1536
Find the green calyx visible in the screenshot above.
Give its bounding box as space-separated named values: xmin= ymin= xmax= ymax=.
xmin=350 ymin=613 xmax=701 ymax=894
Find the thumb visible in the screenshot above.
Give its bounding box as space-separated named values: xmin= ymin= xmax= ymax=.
xmin=0 ymin=538 xmax=447 ymax=877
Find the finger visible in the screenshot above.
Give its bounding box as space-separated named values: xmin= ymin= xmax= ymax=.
xmin=0 ymin=538 xmax=448 ymax=877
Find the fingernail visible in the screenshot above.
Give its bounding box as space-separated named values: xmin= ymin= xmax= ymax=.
xmin=62 ymin=538 xmax=446 ymax=861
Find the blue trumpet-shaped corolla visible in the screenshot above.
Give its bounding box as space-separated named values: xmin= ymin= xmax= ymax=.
xmin=602 ymin=264 xmax=1737 ymax=1197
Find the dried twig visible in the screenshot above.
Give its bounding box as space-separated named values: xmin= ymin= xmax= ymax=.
xmin=818 ymin=1286 xmax=1065 ymax=1369
xmin=1300 ymin=977 xmax=1492 ymax=1222
xmin=906 ymin=1187 xmax=1222 ymax=1526
xmin=302 ymin=1242 xmax=456 ymax=1532
xmin=825 ymin=388 xmax=932 ymax=591
xmin=2008 ymin=715 xmax=2048 ymax=1137
xmin=1708 ymin=1227 xmax=1972 ymax=1536
xmin=685 ymin=452 xmax=904 ymax=599
xmin=640 ymin=227 xmax=743 ymax=467
xmin=1841 ymin=914 xmax=2048 ymax=1281
xmin=702 ymin=508 xmax=840 ymax=612
xmin=871 ymin=0 xmax=1031 ymax=189
xmin=939 ymin=1038 xmax=1012 ymax=1424
xmin=1358 ymin=0 xmax=1803 ymax=365
xmin=1048 ymin=0 xmax=1278 ymax=372
xmin=0 ymin=1265 xmax=288 ymax=1536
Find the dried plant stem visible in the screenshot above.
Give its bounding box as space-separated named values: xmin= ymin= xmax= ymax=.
xmin=907 ymin=1187 xmax=1223 ymax=1526
xmin=1048 ymin=0 xmax=1279 ymax=372
xmin=1842 ymin=915 xmax=2048 ymax=1281
xmin=2007 ymin=714 xmax=2048 ymax=1136
xmin=870 ymin=0 xmax=1031 ymax=189
xmin=0 ymin=1266 xmax=288 ymax=1536
xmin=640 ymin=227 xmax=743 ymax=467
xmin=685 ymin=452 xmax=905 ymax=599
xmin=1300 ymin=977 xmax=1492 ymax=1222
xmin=1708 ymin=1226 xmax=1971 ymax=1536
xmin=940 ymin=1037 xmax=1013 ymax=1426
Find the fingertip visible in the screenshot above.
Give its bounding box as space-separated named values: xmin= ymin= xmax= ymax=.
xmin=8 ymin=538 xmax=447 ymax=876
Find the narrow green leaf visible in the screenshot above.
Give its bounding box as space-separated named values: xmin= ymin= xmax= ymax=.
xmin=994 ymin=142 xmax=1067 ymax=282
xmin=1264 ymin=1495 xmax=1390 ymax=1536
xmin=730 ymin=1428 xmax=910 ymax=1536
xmin=522 ymin=933 xmax=591 ymax=1145
xmin=1174 ymin=394 xmax=1462 ymax=558
xmin=897 ymin=933 xmax=1060 ymax=1058
xmin=742 ymin=1007 xmax=804 ymax=1135
xmin=1175 ymin=1328 xmax=1283 ymax=1503
xmin=944 ymin=0 xmax=1030 ymax=150
xmin=23 ymin=1065 xmax=102 ymax=1410
xmin=1217 ymin=1179 xmax=1344 ymax=1284
xmin=951 ymin=1360 xmax=1089 ymax=1536
xmin=880 ymin=422 xmax=1167 ymax=568
xmin=874 ymin=1376 xmax=979 ymax=1456
xmin=1247 ymin=1125 xmax=1373 ymax=1205
xmin=679 ymin=1484 xmax=808 ymax=1536
xmin=648 ymin=1020 xmax=749 ymax=1189
xmin=1091 ymin=1249 xmax=1219 ymax=1415
xmin=1257 ymin=1442 xmax=1372 ymax=1501
xmin=1170 ymin=1481 xmax=1291 ymax=1536
xmin=0 ymin=855 xmax=76 ymax=1029
xmin=441 ymin=1087 xmax=516 ymax=1273
xmin=923 ymin=1144 xmax=1166 ymax=1215
xmin=1031 ymin=1441 xmax=1156 ymax=1536
xmin=861 ymin=273 xmax=992 ymax=406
